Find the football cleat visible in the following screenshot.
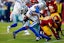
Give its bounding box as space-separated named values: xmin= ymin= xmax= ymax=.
xmin=7 ymin=26 xmax=10 ymax=33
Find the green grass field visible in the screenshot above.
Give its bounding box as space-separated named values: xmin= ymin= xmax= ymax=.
xmin=0 ymin=22 xmax=64 ymax=43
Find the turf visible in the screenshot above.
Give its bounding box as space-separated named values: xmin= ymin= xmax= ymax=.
xmin=0 ymin=22 xmax=64 ymax=43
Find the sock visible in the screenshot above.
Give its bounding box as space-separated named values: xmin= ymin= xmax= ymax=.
xmin=39 ymin=34 xmax=50 ymax=39
xmin=14 ymin=27 xmax=26 ymax=34
xmin=29 ymin=27 xmax=40 ymax=37
xmin=11 ymin=23 xmax=17 ymax=28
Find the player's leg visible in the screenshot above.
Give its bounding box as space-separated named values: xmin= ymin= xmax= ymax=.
xmin=13 ymin=20 xmax=29 ymax=39
xmin=48 ymin=20 xmax=61 ymax=40
xmin=7 ymin=14 xmax=18 ymax=33
xmin=30 ymin=22 xmax=51 ymax=41
xmin=29 ymin=25 xmax=51 ymax=41
xmin=58 ymin=22 xmax=64 ymax=36
xmin=55 ymin=22 xmax=64 ymax=39
xmin=18 ymin=14 xmax=30 ymax=35
xmin=37 ymin=24 xmax=51 ymax=41
xmin=29 ymin=26 xmax=40 ymax=41
xmin=39 ymin=27 xmax=51 ymax=41
xmin=13 ymin=27 xmax=27 ymax=39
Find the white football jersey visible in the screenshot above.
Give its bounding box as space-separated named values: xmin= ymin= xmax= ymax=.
xmin=11 ymin=0 xmax=28 ymax=15
xmin=11 ymin=1 xmax=22 ymax=14
xmin=26 ymin=2 xmax=46 ymax=17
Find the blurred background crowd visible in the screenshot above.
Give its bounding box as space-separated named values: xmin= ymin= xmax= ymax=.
xmin=0 ymin=0 xmax=64 ymax=22
xmin=0 ymin=0 xmax=14 ymax=22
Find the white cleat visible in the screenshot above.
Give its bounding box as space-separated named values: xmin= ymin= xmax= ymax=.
xmin=7 ymin=26 xmax=10 ymax=33
xmin=24 ymin=32 xmax=30 ymax=35
xmin=40 ymin=31 xmax=43 ymax=34
xmin=36 ymin=37 xmax=40 ymax=41
xmin=23 ymin=30 xmax=30 ymax=35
